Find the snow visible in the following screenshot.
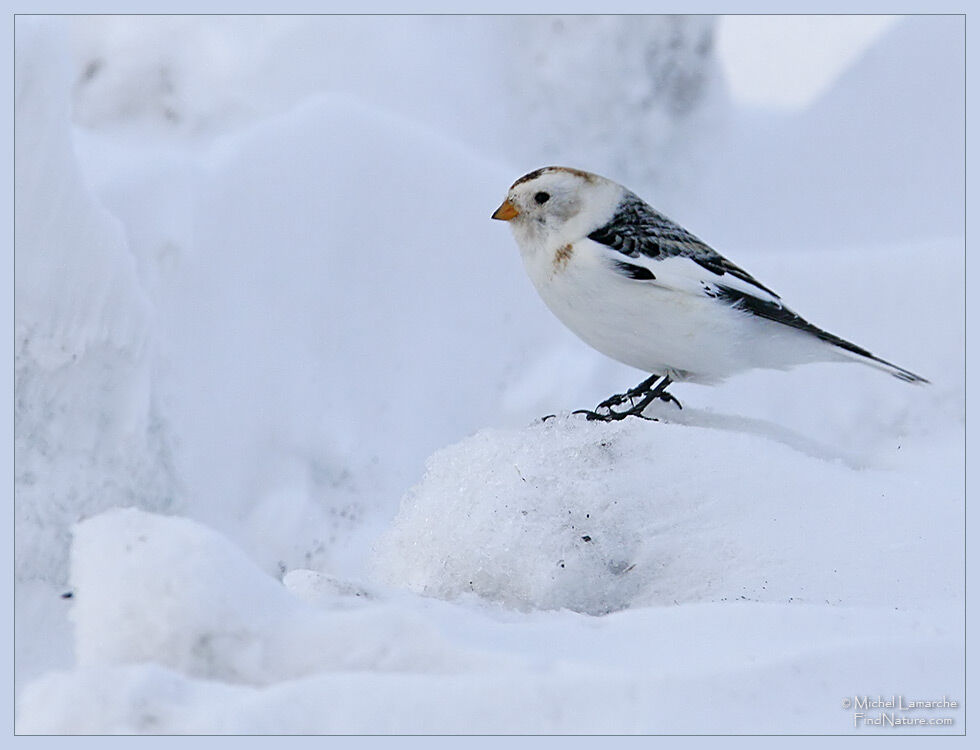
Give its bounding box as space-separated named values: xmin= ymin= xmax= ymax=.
xmin=716 ymin=15 xmax=900 ymax=110
xmin=503 ymin=15 xmax=727 ymax=194
xmin=15 ymin=18 xmax=176 ymax=587
xmin=15 ymin=15 xmax=964 ymax=734
xmin=67 ymin=509 xmax=478 ymax=684
xmin=68 ymin=16 xmax=512 ymax=150
xmin=697 ymin=15 xmax=964 ymax=251
xmin=127 ymin=93 xmax=568 ymax=577
xmin=375 ymin=376 xmax=961 ymax=615
xmin=16 ymin=506 xmax=963 ymax=733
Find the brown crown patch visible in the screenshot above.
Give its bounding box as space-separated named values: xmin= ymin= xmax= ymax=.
xmin=511 ymin=166 xmax=598 ymax=189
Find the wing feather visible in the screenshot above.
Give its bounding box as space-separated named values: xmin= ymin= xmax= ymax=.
xmin=588 ymin=190 xmax=928 ymax=384
xmin=589 ymin=191 xmax=781 ymax=300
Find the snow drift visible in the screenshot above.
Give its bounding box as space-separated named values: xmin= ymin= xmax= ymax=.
xmin=15 ymin=19 xmax=175 ymax=586
xmin=18 ymin=491 xmax=963 ymax=733
xmin=374 ymin=405 xmax=961 ymax=616
xmin=142 ymin=92 xmax=586 ymax=577
xmin=67 ymin=509 xmax=480 ymax=683
xmin=16 ymin=15 xmax=964 ymax=735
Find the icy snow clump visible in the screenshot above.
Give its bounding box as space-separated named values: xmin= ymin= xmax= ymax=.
xmin=374 ymin=410 xmax=961 ymax=616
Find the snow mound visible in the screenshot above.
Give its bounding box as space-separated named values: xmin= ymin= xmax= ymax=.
xmin=374 ymin=410 xmax=961 ymax=616
xmin=20 ymin=587 xmax=963 ymax=733
xmin=143 ymin=92 xmax=582 ymax=578
xmin=69 ymin=508 xmax=479 ymax=685
xmin=15 ymin=18 xmax=175 ymax=585
xmin=18 ymin=450 xmax=961 ymax=732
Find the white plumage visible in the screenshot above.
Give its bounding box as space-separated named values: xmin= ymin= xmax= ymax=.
xmin=492 ymin=166 xmax=926 ymax=417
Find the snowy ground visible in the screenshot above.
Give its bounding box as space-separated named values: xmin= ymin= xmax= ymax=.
xmin=15 ymin=15 xmax=964 ymax=734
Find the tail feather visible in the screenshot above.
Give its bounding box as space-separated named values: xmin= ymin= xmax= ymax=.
xmin=836 ymin=347 xmax=930 ymax=384
xmin=712 ymin=283 xmax=930 ymax=384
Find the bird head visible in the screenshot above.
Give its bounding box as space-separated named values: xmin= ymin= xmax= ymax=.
xmin=492 ymin=166 xmax=623 ymax=248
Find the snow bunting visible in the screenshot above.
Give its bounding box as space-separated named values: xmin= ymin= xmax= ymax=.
xmin=492 ymin=166 xmax=928 ymax=421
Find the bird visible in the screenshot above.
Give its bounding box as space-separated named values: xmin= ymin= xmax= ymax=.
xmin=491 ymin=166 xmax=928 ymax=421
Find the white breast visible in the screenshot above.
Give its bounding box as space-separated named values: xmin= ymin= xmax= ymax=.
xmin=518 ymin=237 xmax=834 ymax=383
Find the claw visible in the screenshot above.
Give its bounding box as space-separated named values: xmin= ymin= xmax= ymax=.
xmin=573 ymin=406 xmax=658 ymax=423
xmin=596 ymin=393 xmax=628 ymax=410
xmin=573 ymin=374 xmax=681 ymax=421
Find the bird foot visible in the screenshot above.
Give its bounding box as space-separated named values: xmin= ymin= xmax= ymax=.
xmin=595 ymin=391 xmax=630 ymax=411
xmin=578 ymin=374 xmax=682 ymax=421
xmin=544 ymin=375 xmax=682 ymax=423
xmin=597 ymin=380 xmax=682 ymax=412
xmin=573 ymin=406 xmax=658 ymax=422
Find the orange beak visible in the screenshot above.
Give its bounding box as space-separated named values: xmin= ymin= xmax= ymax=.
xmin=491 ymin=199 xmax=520 ymax=221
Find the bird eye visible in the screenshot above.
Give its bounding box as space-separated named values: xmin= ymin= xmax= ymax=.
xmin=534 ymin=191 xmax=550 ymax=204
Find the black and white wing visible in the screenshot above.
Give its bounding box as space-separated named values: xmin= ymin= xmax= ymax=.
xmin=587 ymin=191 xmax=928 ymax=382
xmin=588 ymin=191 xmax=781 ymax=299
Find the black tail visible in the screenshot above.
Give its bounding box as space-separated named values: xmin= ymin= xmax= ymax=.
xmin=835 ymin=347 xmax=930 ymax=384
xmin=716 ymin=284 xmax=929 ymax=384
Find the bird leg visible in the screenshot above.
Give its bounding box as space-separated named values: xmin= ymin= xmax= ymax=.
xmin=648 ymin=377 xmax=683 ymax=411
xmin=594 ymin=372 xmax=663 ymax=411
xmin=574 ymin=374 xmax=682 ymax=422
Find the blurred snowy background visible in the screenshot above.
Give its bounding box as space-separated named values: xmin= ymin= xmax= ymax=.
xmin=15 ymin=15 xmax=964 ymax=733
